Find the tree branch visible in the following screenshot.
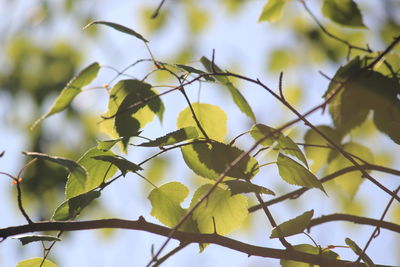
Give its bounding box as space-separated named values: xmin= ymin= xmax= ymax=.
xmin=0 ymin=218 xmax=395 ymax=267
xmin=307 ymin=213 xmax=400 ymax=234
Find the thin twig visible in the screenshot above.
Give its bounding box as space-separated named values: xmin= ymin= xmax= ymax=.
xmin=151 ymin=0 xmax=166 ymax=19
xmin=153 ymin=242 xmax=189 ymax=267
xmin=355 ymin=186 xmax=400 ymax=264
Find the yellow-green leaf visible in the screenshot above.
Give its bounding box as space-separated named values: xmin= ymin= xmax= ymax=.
xmin=53 ymin=191 xmax=100 ymax=221
xmin=84 ymin=20 xmax=149 ymax=42
xmin=270 ymin=210 xmax=313 ymax=238
xmin=277 ymin=153 xmax=325 ymax=193
xmin=280 ymin=244 xmax=339 ymax=267
xmin=138 ymin=127 xmax=198 ymax=147
xmin=181 ymin=139 xmax=259 ymax=180
xmin=345 ymin=238 xmax=375 ymax=266
xmin=31 ymin=62 xmax=100 ymax=129
xmin=327 ymin=142 xmax=373 ymax=198
xmin=190 ymin=184 xmax=248 ymax=235
xmin=92 ymin=155 xmax=142 ymax=176
xmin=148 ymin=182 xmax=197 ymax=232
xmin=322 ymin=0 xmax=366 ymax=28
xmin=224 ymin=180 xmax=275 ymax=196
xmin=200 ymin=57 xmax=256 ymax=121
xmin=258 ymin=0 xmax=287 ymax=23
xmin=16 ymin=258 xmax=57 ymax=267
xmin=65 ymin=147 xmax=118 ymax=199
xmin=304 ymin=125 xmax=341 ymax=173
xmin=177 ymin=103 xmax=227 ymax=141
xmin=96 ymin=137 xmax=124 ymax=152
xmin=251 ymin=124 xmax=308 ymax=167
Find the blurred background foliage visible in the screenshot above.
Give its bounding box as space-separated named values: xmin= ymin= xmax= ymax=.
xmin=1 ymin=0 xmax=400 ymax=264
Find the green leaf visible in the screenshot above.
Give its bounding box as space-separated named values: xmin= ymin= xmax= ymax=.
xmin=96 ymin=137 xmax=124 ymax=152
xmin=93 ymin=155 xmax=142 ymax=176
xmin=148 ymin=182 xmax=197 ymax=232
xmin=177 ymin=103 xmax=227 ymax=141
xmin=138 ymin=127 xmax=198 ymax=147
xmin=224 ymin=180 xmax=275 ymax=196
xmin=270 ymin=210 xmax=314 ymax=238
xmin=345 ymin=238 xmax=375 ymax=266
xmin=175 ymin=64 xmax=215 ymax=82
xmin=251 ymin=124 xmax=308 ymax=167
xmin=13 ymin=235 xmax=61 ymax=245
xmin=53 ymin=191 xmax=101 ymax=221
xmin=304 ymin=125 xmax=341 ymax=173
xmin=23 ymin=152 xmax=87 ymax=183
xmin=65 ymin=147 xmax=118 ymax=199
xmin=190 ymin=184 xmax=248 ymax=235
xmin=280 ymin=244 xmax=339 ymax=267
xmin=16 ymin=258 xmax=57 ymax=267
xmin=277 ymin=153 xmax=325 ymax=193
xmin=100 ymin=79 xmax=164 ymax=149
xmin=258 ymin=0 xmax=287 ymax=23
xmin=200 ymin=57 xmax=256 ymax=121
xmin=181 ymin=139 xmax=259 ymax=180
xmin=327 ymin=142 xmax=373 ymax=198
xmin=84 ymin=20 xmax=149 ymax=42
xmin=31 ymin=62 xmax=100 ymax=129
xmin=374 ymin=106 xmax=400 ymax=144
xmin=322 ymin=0 xmax=366 ymax=28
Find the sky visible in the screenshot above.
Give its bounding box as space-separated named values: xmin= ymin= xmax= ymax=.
xmin=1 ymin=0 xmax=399 ymax=266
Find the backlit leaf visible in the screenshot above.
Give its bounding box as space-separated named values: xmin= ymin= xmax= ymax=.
xmin=53 ymin=191 xmax=101 ymax=221
xmin=84 ymin=21 xmax=148 ymax=42
xmin=175 ymin=64 xmax=215 ymax=81
xmin=93 ymin=155 xmax=142 ymax=176
xmin=270 ymin=210 xmax=314 ymax=238
xmin=31 ymin=62 xmax=100 ymax=129
xmin=23 ymin=152 xmax=87 ymax=184
xmin=277 ymin=153 xmax=325 ymax=193
xmin=258 ymin=0 xmax=287 ymax=23
xmin=138 ymin=127 xmax=198 ymax=147
xmin=304 ymin=125 xmax=341 ymax=173
xmin=100 ymin=79 xmax=164 ymax=149
xmin=190 ymin=184 xmax=248 ymax=235
xmin=280 ymin=244 xmax=339 ymax=267
xmin=251 ymin=124 xmax=308 ymax=167
xmin=177 ymin=103 xmax=227 ymax=141
xmin=327 ymin=142 xmax=373 ymax=198
xmin=345 ymin=238 xmax=375 ymax=266
xmin=322 ymin=0 xmax=366 ymax=28
xmin=148 ymin=182 xmax=197 ymax=232
xmin=16 ymin=258 xmax=57 ymax=267
xmin=181 ymin=140 xmax=259 ymax=180
xmin=65 ymin=147 xmax=117 ymax=199
xmin=201 ymin=57 xmax=256 ymax=121
xmin=96 ymin=137 xmax=124 ymax=152
xmin=224 ymin=180 xmax=275 ymax=196
xmin=14 ymin=235 xmax=61 ymax=245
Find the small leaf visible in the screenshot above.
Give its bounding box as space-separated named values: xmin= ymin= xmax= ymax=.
xmin=327 ymin=142 xmax=373 ymax=198
xmin=96 ymin=137 xmax=124 ymax=152
xmin=84 ymin=20 xmax=149 ymax=42
xmin=277 ymin=153 xmax=325 ymax=193
xmin=13 ymin=235 xmax=61 ymax=245
xmin=322 ymin=0 xmax=366 ymax=28
xmin=177 ymin=103 xmax=227 ymax=141
xmin=201 ymin=57 xmax=256 ymax=121
xmin=270 ymin=210 xmax=314 ymax=238
xmin=181 ymin=139 xmax=259 ymax=180
xmin=304 ymin=125 xmax=341 ymax=173
xmin=148 ymin=182 xmax=197 ymax=232
xmin=93 ymin=155 xmax=142 ymax=176
xmin=53 ymin=191 xmax=101 ymax=221
xmin=345 ymin=238 xmax=375 ymax=266
xmin=190 ymin=184 xmax=248 ymax=235
xmin=258 ymin=0 xmax=287 ymax=23
xmin=251 ymin=124 xmax=308 ymax=167
xmin=31 ymin=62 xmax=100 ymax=129
xmin=280 ymin=244 xmax=339 ymax=267
xmin=23 ymin=152 xmax=87 ymax=183
xmin=224 ymin=180 xmax=275 ymax=196
xmin=16 ymin=258 xmax=57 ymax=267
xmin=65 ymin=147 xmax=117 ymax=199
xmin=175 ymin=64 xmax=215 ymax=82
xmin=138 ymin=127 xmax=198 ymax=147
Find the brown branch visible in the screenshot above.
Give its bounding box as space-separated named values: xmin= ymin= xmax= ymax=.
xmin=151 ymin=0 xmax=166 ymax=19
xmin=307 ymin=213 xmax=400 ymax=234
xmin=0 ymin=218 xmax=395 ymax=267
xmin=248 ymin=164 xmax=400 ymax=213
